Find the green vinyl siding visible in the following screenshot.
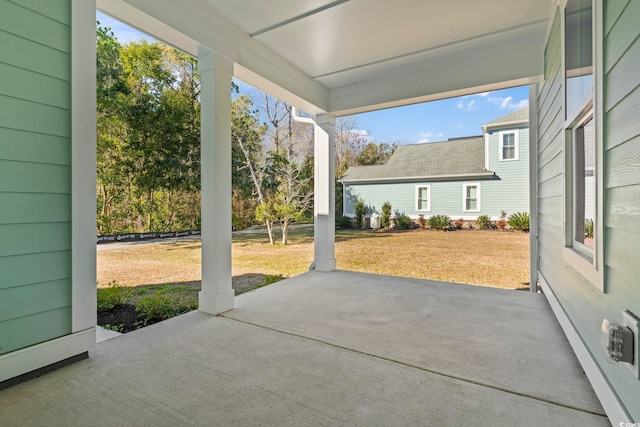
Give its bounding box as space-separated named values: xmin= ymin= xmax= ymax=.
xmin=0 ymin=0 xmax=72 ymax=355
xmin=537 ymin=3 xmax=640 ymax=419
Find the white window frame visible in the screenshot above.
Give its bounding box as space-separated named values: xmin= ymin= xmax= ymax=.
xmin=462 ymin=183 xmax=481 ymax=212
xmin=571 ymin=110 xmax=595 ymax=258
xmin=498 ymin=130 xmax=519 ymax=161
xmin=560 ymin=0 xmax=604 ymax=292
xmin=415 ymin=185 xmax=431 ymax=212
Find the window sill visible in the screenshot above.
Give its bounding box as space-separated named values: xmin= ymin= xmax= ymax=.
xmin=562 ymin=247 xmax=603 ymax=292
xmin=498 ymin=158 xmax=519 ymax=162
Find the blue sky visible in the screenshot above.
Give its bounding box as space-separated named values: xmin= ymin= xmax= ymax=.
xmin=97 ymin=11 xmax=529 ymax=145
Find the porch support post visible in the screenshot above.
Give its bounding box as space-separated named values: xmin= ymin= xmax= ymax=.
xmin=528 ymin=84 xmax=539 ymax=292
xmin=313 ymin=114 xmax=336 ymax=271
xmin=198 ymin=50 xmax=234 ymax=314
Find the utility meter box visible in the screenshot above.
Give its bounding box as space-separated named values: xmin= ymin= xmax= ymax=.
xmin=370 ymin=213 xmax=381 ymax=229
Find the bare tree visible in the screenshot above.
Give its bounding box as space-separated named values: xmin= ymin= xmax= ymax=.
xmin=335 ymin=116 xmax=369 ymax=176
xmin=259 ymin=93 xmax=315 ymax=244
xmin=236 ymin=135 xmax=276 ymax=244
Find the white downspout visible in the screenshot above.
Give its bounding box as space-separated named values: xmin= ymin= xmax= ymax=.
xmin=291 ymin=106 xmax=315 ymax=124
xmin=291 ymin=106 xmax=317 ymax=270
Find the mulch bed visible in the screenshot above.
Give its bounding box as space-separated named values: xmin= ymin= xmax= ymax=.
xmin=97 ymin=275 xmax=267 ymax=334
xmin=97 ymin=304 xmax=144 ymax=333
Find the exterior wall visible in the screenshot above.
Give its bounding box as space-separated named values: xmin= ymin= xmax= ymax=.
xmin=537 ymin=2 xmax=640 ymax=420
xmin=486 ymin=126 xmax=530 ymax=216
xmin=343 ymin=127 xmax=530 ymax=220
xmin=0 ymin=0 xmax=72 ymax=355
xmin=344 ymin=175 xmax=527 ymax=220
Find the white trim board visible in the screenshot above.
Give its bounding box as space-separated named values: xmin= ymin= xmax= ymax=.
xmin=0 ymin=329 xmax=95 ymax=384
xmin=71 ymin=0 xmax=97 ymax=333
xmin=538 ymin=272 xmax=631 ymax=424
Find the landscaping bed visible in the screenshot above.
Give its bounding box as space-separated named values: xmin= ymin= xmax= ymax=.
xmin=97 ymin=275 xmax=284 ymax=333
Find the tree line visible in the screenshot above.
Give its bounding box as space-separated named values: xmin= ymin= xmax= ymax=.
xmin=96 ymin=24 xmax=397 ymax=243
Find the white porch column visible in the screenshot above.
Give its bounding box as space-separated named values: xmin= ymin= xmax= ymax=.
xmin=313 ymin=114 xmax=336 ymax=271
xmin=198 ymin=50 xmax=234 ymax=314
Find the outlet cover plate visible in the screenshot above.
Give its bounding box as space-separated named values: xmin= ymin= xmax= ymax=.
xmin=622 ymin=310 xmax=639 ymax=379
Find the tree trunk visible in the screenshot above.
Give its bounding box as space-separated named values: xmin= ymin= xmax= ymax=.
xmin=266 ymin=218 xmax=275 ymax=245
xmin=281 ymin=219 xmax=289 ymax=245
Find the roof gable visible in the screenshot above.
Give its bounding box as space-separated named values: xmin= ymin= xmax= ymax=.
xmin=341 ymin=136 xmax=491 ymax=183
xmin=482 ymin=107 xmax=529 ymax=129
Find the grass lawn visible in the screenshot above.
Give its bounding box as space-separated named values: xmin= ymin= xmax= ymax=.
xmin=97 ymin=228 xmax=529 ymax=291
xmin=97 ymin=228 xmax=529 ymax=332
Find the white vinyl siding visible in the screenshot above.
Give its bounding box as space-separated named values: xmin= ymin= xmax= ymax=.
xmin=415 ymin=185 xmax=430 ymax=211
xmin=463 ymin=183 xmax=480 ymax=212
xmin=499 ymin=131 xmax=519 ymax=161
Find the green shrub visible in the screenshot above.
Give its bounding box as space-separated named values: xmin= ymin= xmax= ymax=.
xmin=584 ymin=218 xmax=594 ymax=239
xmin=381 ymin=201 xmax=392 ymax=228
xmin=428 ymin=214 xmax=452 ymax=231
xmin=261 ymin=274 xmax=286 ymax=287
xmin=395 ymin=214 xmax=414 ymax=230
xmin=335 ymin=215 xmax=352 ymax=229
xmin=136 ymin=290 xmax=197 ymax=326
xmin=97 ymin=281 xmax=134 ymax=311
xmin=354 ymin=199 xmax=366 ymax=228
xmin=508 ymin=212 xmax=530 ymax=232
xmin=476 ymin=215 xmax=492 ymax=230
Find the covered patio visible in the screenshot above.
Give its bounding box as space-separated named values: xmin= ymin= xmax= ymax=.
xmin=4 ymin=0 xmax=640 ymax=422
xmin=0 ymin=271 xmax=607 ymax=426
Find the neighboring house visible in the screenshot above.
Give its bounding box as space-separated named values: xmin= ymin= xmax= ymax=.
xmin=340 ymin=108 xmax=529 ymax=222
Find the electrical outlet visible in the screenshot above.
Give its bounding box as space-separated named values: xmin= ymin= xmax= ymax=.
xmin=622 ymin=310 xmax=639 ymax=379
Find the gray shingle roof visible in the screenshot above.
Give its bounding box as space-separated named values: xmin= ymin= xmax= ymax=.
xmin=482 ymin=106 xmax=529 ymax=128
xmin=341 ymin=136 xmax=492 ymax=183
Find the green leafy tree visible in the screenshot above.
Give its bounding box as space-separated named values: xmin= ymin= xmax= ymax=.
xmin=357 ymin=142 xmax=397 ymax=165
xmin=96 ymin=25 xmax=202 ymax=234
xmin=381 ymin=201 xmax=392 ymax=228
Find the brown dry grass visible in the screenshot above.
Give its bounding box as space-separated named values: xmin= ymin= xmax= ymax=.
xmin=97 ymin=228 xmax=529 ymax=291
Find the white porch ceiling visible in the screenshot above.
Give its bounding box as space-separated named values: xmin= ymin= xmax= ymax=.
xmin=98 ymin=0 xmax=551 ymax=116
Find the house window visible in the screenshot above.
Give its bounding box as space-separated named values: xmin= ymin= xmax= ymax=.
xmin=572 ymin=114 xmax=595 ymax=256
xmin=565 ymin=0 xmax=593 ymax=120
xmin=499 ymin=131 xmax=518 ymax=161
xmin=463 ymin=183 xmax=480 ymax=212
xmin=562 ymin=0 xmax=601 ymax=290
xmin=415 ymin=185 xmax=430 ymax=211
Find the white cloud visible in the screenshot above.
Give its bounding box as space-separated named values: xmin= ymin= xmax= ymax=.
xmin=351 ymin=129 xmax=370 ymax=137
xmin=456 ymin=99 xmax=478 ymax=111
xmin=512 ymin=99 xmax=529 ymax=109
xmin=488 ymin=96 xmax=529 ymax=110
xmin=417 ymin=132 xmax=445 ymax=144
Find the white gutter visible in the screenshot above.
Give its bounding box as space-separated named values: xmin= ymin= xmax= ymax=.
xmin=340 ymin=171 xmax=495 ymax=184
xmin=291 ymin=106 xmax=315 ymax=124
xmin=481 ymin=119 xmax=529 ymax=132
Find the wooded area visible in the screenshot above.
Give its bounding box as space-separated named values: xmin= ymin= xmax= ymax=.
xmin=96 ymin=25 xmax=397 ymax=243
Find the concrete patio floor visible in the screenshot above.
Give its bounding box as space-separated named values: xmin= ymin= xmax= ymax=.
xmin=0 ymin=271 xmax=608 ymax=426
